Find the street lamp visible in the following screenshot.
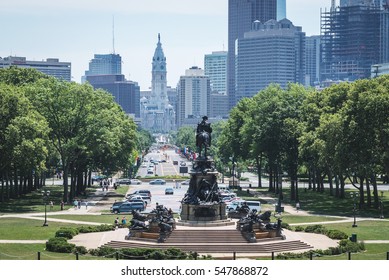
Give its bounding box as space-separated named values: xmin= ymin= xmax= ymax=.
xmin=350 ymin=191 xmax=359 ymax=228
xmin=380 ymin=199 xmax=384 ymax=219
xmin=42 ymin=190 xmax=50 ymax=227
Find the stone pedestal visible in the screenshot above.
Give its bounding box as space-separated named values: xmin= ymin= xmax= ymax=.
xmin=181 ymin=203 xmax=227 ymax=222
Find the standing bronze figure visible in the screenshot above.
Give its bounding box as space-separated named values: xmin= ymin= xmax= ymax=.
xmin=196 ymin=116 xmax=212 ymax=159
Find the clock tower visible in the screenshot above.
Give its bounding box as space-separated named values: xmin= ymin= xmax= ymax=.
xmin=151 ymin=33 xmax=168 ymax=111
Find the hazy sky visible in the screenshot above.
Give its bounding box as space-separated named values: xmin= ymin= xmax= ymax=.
xmin=0 ymin=0 xmax=331 ymax=90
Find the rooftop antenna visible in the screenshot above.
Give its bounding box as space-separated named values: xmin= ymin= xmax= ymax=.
xmin=112 ymin=15 xmax=116 ymax=54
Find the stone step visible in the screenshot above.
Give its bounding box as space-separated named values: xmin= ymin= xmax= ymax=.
xmin=103 ymin=239 xmax=313 ymax=254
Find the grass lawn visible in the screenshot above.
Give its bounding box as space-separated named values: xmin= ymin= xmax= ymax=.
xmin=0 ymin=244 xmax=107 ymax=260
xmin=0 ymin=218 xmax=80 ymax=240
xmin=280 ymin=215 xmax=346 ymax=224
xmin=316 ymin=243 xmax=389 ymax=260
xmin=319 ymin=220 xmax=389 ymax=240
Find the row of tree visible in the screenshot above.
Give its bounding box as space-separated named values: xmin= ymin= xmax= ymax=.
xmin=0 ymin=67 xmax=152 ymax=203
xmin=174 ymin=76 xmax=389 ymax=210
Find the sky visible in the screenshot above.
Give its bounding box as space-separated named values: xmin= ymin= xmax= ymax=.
xmin=0 ymin=0 xmax=332 ymax=91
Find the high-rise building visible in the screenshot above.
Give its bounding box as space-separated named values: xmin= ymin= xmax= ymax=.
xmin=86 ymin=74 xmax=140 ymax=117
xmin=277 ymin=0 xmax=286 ymax=20
xmin=0 ymin=56 xmax=71 ymax=81
xmin=235 ymin=19 xmax=305 ymax=103
xmin=141 ymin=34 xmax=175 ymax=133
xmin=85 ymin=54 xmax=122 ymax=76
xmin=305 ymin=36 xmax=321 ymax=86
xmin=320 ymin=4 xmax=381 ymax=82
xmin=177 ymin=66 xmax=211 ymax=128
xmin=228 ymin=0 xmax=277 ymax=110
xmin=204 ymin=51 xmax=227 ymax=94
xmin=340 ymin=0 xmax=384 ymax=7
xmin=380 ymin=4 xmax=389 ymax=63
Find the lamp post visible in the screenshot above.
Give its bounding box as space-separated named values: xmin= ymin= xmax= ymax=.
xmin=42 ymin=190 xmax=50 ymax=227
xmin=351 ymin=191 xmax=359 ymax=228
xmin=380 ymin=199 xmax=384 ymax=219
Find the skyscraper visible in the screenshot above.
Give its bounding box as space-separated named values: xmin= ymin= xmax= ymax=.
xmin=86 ymin=74 xmax=140 ymax=117
xmin=83 ymin=54 xmax=122 ymax=82
xmin=235 ymin=19 xmax=305 ymax=102
xmin=141 ymin=34 xmax=175 ymax=133
xmin=321 ymin=4 xmax=381 ymax=81
xmin=228 ymin=0 xmax=277 ymax=110
xmin=204 ymin=51 xmax=227 ymax=94
xmin=305 ymin=36 xmax=321 ymax=86
xmin=177 ymin=66 xmax=211 ymax=128
xmin=277 ymin=0 xmax=286 ymax=20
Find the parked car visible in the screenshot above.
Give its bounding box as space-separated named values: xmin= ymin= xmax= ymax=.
xmin=127 ymin=198 xmax=148 ymax=207
xmin=129 ymin=179 xmax=142 ymax=185
xmin=173 ymin=160 xmax=178 ymax=165
xmin=147 ymin=168 xmax=154 ymax=174
xmin=180 ymin=161 xmax=186 ymax=166
xmin=111 ymin=201 xmax=145 ymax=214
xmin=149 ymin=179 xmax=166 ymax=185
xmin=129 ymin=189 xmax=152 ymax=197
xmin=165 ymin=187 xmax=174 ymax=195
xmin=110 ymin=201 xmax=125 ymax=212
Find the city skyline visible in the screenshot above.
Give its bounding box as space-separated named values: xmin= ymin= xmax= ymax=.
xmin=1 ymin=0 xmax=331 ymax=90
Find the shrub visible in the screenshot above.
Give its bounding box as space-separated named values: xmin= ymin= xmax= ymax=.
xmin=304 ymin=224 xmax=327 ymax=234
xmin=294 ymin=226 xmax=305 ymax=232
xmin=326 ymin=229 xmax=348 ymax=240
xmin=281 ymin=222 xmax=291 ymax=230
xmin=55 ymin=228 xmax=79 ymax=239
xmin=338 ymin=239 xmax=365 ymax=253
xmin=74 ymin=246 xmax=88 ymax=255
xmin=46 ymin=237 xmax=75 ymax=253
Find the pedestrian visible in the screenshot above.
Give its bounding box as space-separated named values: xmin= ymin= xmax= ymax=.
xmin=296 ymin=201 xmax=300 ymax=212
xmin=121 ymin=216 xmax=127 ymax=226
xmin=49 ymin=201 xmax=54 ymax=210
xmin=85 ymin=201 xmax=88 ymax=210
xmin=100 ymin=180 xmax=103 ymax=191
xmin=114 ymin=217 xmax=119 ymax=229
xmin=73 ymin=199 xmax=78 ymax=209
xmin=60 ymin=200 xmax=64 ymax=211
xmin=77 ymin=200 xmax=81 ymax=209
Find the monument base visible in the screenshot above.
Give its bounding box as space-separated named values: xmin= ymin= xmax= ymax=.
xmin=180 ymin=203 xmax=227 ymax=221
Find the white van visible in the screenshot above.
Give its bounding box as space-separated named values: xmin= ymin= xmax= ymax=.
xmin=227 ymin=200 xmax=261 ymax=212
xmin=217 ymin=184 xmax=230 ymax=193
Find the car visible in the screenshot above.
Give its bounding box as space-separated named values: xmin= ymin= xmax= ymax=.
xmin=147 ymin=168 xmax=154 ymax=174
xmin=127 ymin=198 xmax=148 ymax=207
xmin=117 ymin=178 xmax=131 ymax=185
xmin=141 ymin=163 xmax=147 ymax=168
xmin=165 ymin=187 xmax=174 ymax=195
xmin=129 ymin=189 xmax=152 ymax=198
xmin=149 ymin=179 xmax=166 ymax=185
xmin=180 ymin=161 xmax=186 ymax=166
xmin=173 ymin=160 xmax=178 ymax=165
xmin=129 ymin=179 xmax=142 ymax=185
xmin=111 ymin=201 xmax=145 ymax=213
xmin=181 ymin=179 xmax=190 ymax=185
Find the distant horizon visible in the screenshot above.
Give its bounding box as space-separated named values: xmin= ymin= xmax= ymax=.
xmin=0 ymin=0 xmax=331 ymax=91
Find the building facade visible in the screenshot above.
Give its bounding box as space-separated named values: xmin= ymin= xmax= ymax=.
xmin=320 ymin=5 xmax=381 ymax=82
xmin=140 ymin=34 xmax=175 ymax=133
xmin=228 ymin=0 xmax=277 ymax=110
xmin=204 ymin=51 xmax=228 ymax=94
xmin=277 ymin=0 xmax=286 ymax=20
xmin=82 ymin=53 xmax=122 ymax=83
xmin=86 ymin=74 xmax=140 ymax=117
xmin=235 ymin=19 xmax=305 ymax=103
xmin=176 ymin=66 xmax=211 ymax=128
xmin=305 ymin=36 xmax=321 ymax=87
xmin=0 ymin=56 xmax=71 ymax=81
